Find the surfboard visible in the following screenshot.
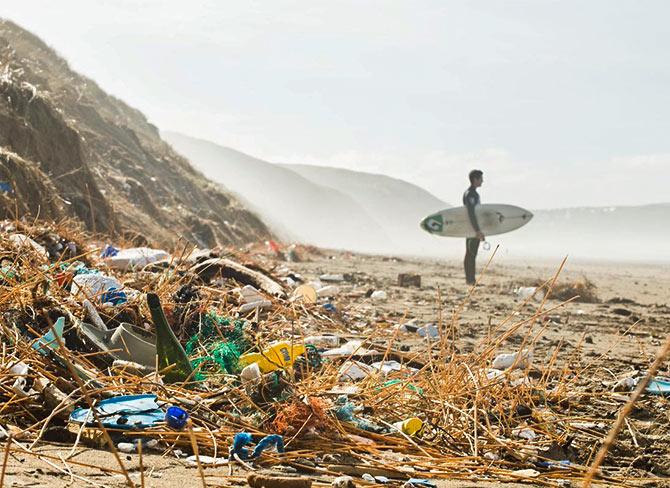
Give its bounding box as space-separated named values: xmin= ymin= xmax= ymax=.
xmin=420 ymin=204 xmax=533 ymax=237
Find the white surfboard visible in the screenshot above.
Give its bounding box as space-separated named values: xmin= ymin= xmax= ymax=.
xmin=420 ymin=204 xmax=533 ymax=237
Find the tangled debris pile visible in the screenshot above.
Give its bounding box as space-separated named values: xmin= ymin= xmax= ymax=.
xmin=0 ymin=220 xmax=667 ymax=487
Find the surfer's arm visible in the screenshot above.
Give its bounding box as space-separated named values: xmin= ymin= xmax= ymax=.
xmin=465 ymin=196 xmax=481 ymax=232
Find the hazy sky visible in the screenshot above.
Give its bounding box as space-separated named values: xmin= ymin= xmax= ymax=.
xmin=4 ymin=1 xmax=669 ymax=208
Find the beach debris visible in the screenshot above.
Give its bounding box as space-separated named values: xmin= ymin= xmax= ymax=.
xmin=338 ymin=361 xmax=374 ymax=382
xmin=191 ymin=257 xmax=285 ymax=298
xmin=317 ymin=285 xmax=340 ymax=297
xmin=103 ymin=247 xmax=169 ymax=270
xmin=248 ymin=474 xmax=312 ymax=488
xmin=239 ymin=341 xmax=306 ymax=373
xmin=491 ymin=350 xmax=533 ymax=370
xmin=229 ymin=432 xmax=285 ymax=460
xmin=403 ymin=479 xmax=437 ymax=488
xmin=370 ymin=290 xmax=388 ymax=301
xmin=417 ymin=324 xmax=438 ymax=338
xmin=186 ymin=455 xmax=228 ymax=467
xmin=392 ymin=417 xmax=423 ymax=436
xmin=397 ymin=273 xmax=421 ymax=287
xmin=69 ymin=394 xmax=165 ymax=429
xmin=32 ymin=317 xmax=65 ymax=355
xmin=149 ymin=293 xmax=194 ymax=383
xmin=0 ymin=219 xmax=662 ymax=487
xmin=646 ymin=377 xmax=670 ymax=395
xmin=332 ymin=476 xmax=356 ymax=488
xmin=323 ymin=340 xmax=377 ymax=357
xmin=9 ymin=233 xmax=49 ymax=260
xmin=77 ymin=321 xmax=156 ymax=367
xmin=320 ymin=273 xmax=345 ymax=282
xmin=613 ymin=376 xmax=638 ymax=392
xmin=514 ymin=286 xmax=539 ymax=300
xmin=71 ymin=273 xmax=126 ymax=304
xmin=292 ymin=284 xmax=317 ymax=303
xmin=165 ymin=405 xmax=189 ymax=429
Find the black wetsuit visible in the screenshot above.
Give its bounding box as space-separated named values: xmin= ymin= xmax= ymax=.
xmin=463 ymin=186 xmax=481 ymax=284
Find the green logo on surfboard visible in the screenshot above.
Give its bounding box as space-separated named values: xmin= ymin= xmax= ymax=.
xmin=422 ymin=214 xmax=443 ymax=233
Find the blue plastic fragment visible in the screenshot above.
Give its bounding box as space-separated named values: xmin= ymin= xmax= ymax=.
xmin=322 ymin=303 xmax=336 ymax=312
xmin=536 ymin=460 xmax=570 ymax=469
xmin=69 ymin=394 xmax=165 ymax=429
xmin=100 ymin=287 xmax=127 ymax=305
xmin=32 ymin=317 xmax=65 ymax=355
xmin=406 ymin=479 xmax=437 ymax=488
xmin=229 ymin=432 xmax=285 ymax=460
xmin=165 ymin=406 xmax=189 ymax=429
xmin=251 ymin=434 xmax=284 ymax=458
xmin=0 ymin=182 xmax=12 ymax=193
xmin=229 ymin=432 xmax=254 ymax=460
xmin=100 ymin=244 xmax=119 ymax=258
xmin=646 ymin=377 xmax=670 ymax=395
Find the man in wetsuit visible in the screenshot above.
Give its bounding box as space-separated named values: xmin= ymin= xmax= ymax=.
xmin=463 ymin=170 xmax=484 ymax=285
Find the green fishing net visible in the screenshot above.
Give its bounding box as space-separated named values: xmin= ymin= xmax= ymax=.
xmin=186 ymin=311 xmax=250 ymax=375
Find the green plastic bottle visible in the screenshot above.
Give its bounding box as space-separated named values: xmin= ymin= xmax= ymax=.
xmin=147 ymin=293 xmax=194 ymax=383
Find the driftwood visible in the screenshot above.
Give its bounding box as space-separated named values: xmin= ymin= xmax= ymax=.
xmin=247 ymin=474 xmax=312 ymax=488
xmin=190 ymin=258 xmax=285 ymax=298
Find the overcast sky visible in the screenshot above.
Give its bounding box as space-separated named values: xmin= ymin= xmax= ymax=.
xmin=4 ymin=1 xmax=669 ymax=208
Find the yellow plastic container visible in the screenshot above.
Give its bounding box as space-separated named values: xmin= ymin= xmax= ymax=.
xmin=239 ymin=341 xmax=306 ymax=373
xmin=393 ymin=417 xmax=423 ymax=436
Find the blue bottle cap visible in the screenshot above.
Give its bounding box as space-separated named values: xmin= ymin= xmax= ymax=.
xmin=165 ymin=406 xmax=189 ymax=429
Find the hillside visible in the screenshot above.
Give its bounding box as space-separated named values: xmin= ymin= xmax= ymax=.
xmin=0 ymin=19 xmax=269 ymax=247
xmin=281 ymin=163 xmax=449 ymax=253
xmin=164 ymin=131 xmax=393 ymax=251
xmin=164 ymin=132 xmax=452 ymax=253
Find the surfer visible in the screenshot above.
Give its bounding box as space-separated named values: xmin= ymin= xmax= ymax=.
xmin=463 ymin=170 xmax=484 ymax=285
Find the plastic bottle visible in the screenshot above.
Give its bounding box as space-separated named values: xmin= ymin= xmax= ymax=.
xmin=147 ymin=293 xmax=193 ymax=383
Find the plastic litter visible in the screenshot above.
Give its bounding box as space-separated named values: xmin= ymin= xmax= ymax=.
xmin=338 ymin=361 xmax=374 ymax=382
xmin=404 ymin=479 xmax=437 ymax=488
xmin=514 ymin=286 xmax=540 ymax=300
xmin=370 ymin=290 xmax=387 ymax=301
xmin=165 ymin=406 xmax=189 ymax=429
xmin=33 ymin=317 xmax=65 ymax=355
xmin=304 ymin=335 xmax=340 ymax=348
xmin=317 ymin=285 xmax=340 ymax=297
xmin=186 ymin=455 xmax=228 ymax=467
xmin=10 ymin=362 xmax=30 ymax=396
xmin=319 ymin=273 xmax=344 ymax=282
xmin=646 ymin=377 xmax=670 ymax=395
xmin=9 ymin=234 xmax=49 ymax=260
xmin=71 ymin=274 xmax=124 ymax=303
xmin=229 ymin=432 xmax=285 ymax=460
xmin=103 ymin=247 xmax=169 ymax=270
xmin=393 ymin=417 xmax=423 ymax=436
xmin=77 ymin=321 xmax=156 ymax=367
xmin=100 ymin=244 xmax=119 ymax=258
xmin=417 ymin=324 xmax=438 ymax=338
xmin=371 ymin=360 xmax=404 ymax=376
xmin=322 ymin=303 xmax=337 ymax=313
xmin=491 ymin=350 xmax=533 ymax=370
xmin=240 ymin=362 xmax=262 ymax=384
xmin=239 ymin=341 xmax=306 ymax=374
xmin=69 ymin=394 xmax=165 ymax=429
xmin=323 ymin=340 xmax=377 ymax=357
